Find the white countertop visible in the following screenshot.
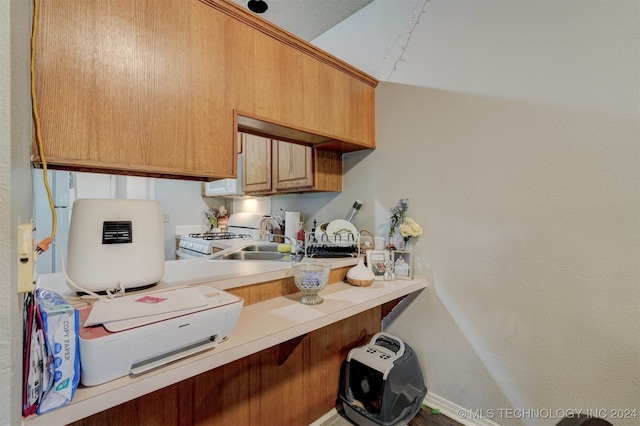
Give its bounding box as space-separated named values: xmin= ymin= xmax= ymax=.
xmin=25 ymin=276 xmax=427 ymax=426
xmin=38 ymin=254 xmax=359 ymax=305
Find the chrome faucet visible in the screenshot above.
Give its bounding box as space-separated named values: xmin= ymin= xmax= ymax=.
xmin=267 ymin=233 xmax=293 ymax=244
xmin=272 ymin=234 xmax=305 ymax=260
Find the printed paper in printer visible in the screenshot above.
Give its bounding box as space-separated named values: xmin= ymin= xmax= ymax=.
xmin=85 ymin=287 xmax=209 ymax=326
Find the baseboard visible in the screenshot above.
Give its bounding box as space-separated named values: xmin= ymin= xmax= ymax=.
xmin=310 ymin=393 xmax=502 ymax=426
xmin=309 ymin=407 xmax=339 ymax=426
xmin=422 ymin=393 xmax=501 ymax=426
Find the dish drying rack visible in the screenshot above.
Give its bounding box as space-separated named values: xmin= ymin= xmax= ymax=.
xmin=304 ymin=230 xmax=360 ymax=258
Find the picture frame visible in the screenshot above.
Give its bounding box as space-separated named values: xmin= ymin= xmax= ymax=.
xmin=366 ymin=250 xmax=391 ymax=280
xmin=392 ymin=250 xmax=413 ymax=279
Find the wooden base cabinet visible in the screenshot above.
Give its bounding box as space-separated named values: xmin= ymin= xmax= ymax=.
xmin=69 ymin=309 xmax=382 ymax=426
xmin=242 ymin=133 xmax=341 ymax=195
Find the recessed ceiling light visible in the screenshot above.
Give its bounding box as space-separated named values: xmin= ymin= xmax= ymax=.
xmin=247 ymin=0 xmax=268 ymax=14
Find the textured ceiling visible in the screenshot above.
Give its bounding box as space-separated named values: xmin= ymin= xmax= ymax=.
xmin=229 ymin=0 xmax=373 ymax=41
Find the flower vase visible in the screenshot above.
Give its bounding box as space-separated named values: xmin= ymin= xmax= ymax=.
xmin=402 ymin=239 xmax=415 ymax=251
xmin=387 ymin=233 xmax=403 ymax=250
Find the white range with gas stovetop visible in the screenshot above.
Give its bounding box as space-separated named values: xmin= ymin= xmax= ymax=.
xmin=176 ymin=212 xmax=266 ymax=259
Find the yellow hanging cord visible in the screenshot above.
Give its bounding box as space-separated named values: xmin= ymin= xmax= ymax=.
xmin=31 ymin=0 xmax=57 ymax=253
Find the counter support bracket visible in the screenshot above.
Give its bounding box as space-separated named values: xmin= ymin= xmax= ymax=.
xmin=278 ymin=334 xmax=307 ymax=366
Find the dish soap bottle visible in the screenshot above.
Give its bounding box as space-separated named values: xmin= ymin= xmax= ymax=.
xmin=297 ymin=222 xmax=306 ymax=253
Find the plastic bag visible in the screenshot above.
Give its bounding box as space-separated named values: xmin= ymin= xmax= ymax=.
xmin=34 ymin=288 xmax=81 ymax=414
xmin=22 ymin=292 xmax=52 ymax=416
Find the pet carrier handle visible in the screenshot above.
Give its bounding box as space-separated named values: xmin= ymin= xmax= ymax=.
xmin=370 ymin=332 xmax=405 ymax=358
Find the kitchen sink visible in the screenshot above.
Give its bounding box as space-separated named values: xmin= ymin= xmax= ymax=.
xmin=238 ymin=244 xmax=281 ymax=252
xmin=218 ymin=251 xmax=287 ymax=261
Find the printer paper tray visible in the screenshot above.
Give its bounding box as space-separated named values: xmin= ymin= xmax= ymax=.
xmin=79 ymin=286 xmax=244 ymax=387
xmin=131 ymin=338 xmax=218 ymax=376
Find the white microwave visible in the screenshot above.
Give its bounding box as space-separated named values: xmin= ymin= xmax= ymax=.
xmin=204 ymin=155 xmax=244 ymax=197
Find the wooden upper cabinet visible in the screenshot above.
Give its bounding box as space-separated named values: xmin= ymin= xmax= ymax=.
xmin=33 ymin=0 xmax=236 ymax=180
xmin=273 ymin=141 xmax=313 ymax=191
xmin=241 ymin=133 xmax=341 ymax=195
xmin=32 ymin=0 xmax=377 ymax=180
xmin=242 ymin=134 xmax=272 ymax=193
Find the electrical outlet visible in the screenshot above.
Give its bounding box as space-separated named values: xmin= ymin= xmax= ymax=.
xmin=162 ymin=213 xmax=170 ymax=223
xmin=18 ymin=223 xmax=34 ymax=293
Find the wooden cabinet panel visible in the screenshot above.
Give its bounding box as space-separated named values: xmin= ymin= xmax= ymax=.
xmin=228 ymin=266 xmax=350 ymax=306
xmin=242 ymin=134 xmax=272 ymax=193
xmin=251 ymin=37 xmax=305 ymax=128
xmin=273 ymin=140 xmax=313 ymax=190
xmin=313 ymin=149 xmax=343 ymax=192
xmin=299 ymin=54 xmax=376 ymax=148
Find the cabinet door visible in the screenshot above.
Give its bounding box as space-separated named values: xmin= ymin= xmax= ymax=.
xmin=241 ymin=133 xmax=340 ymax=195
xmin=273 ymin=141 xmax=313 ymax=191
xmin=33 ymin=0 xmax=236 ymax=180
xmin=242 ymin=134 xmax=273 ymax=193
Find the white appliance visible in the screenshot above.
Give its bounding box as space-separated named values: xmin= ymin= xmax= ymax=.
xmin=226 ymin=212 xmax=265 ymax=239
xmin=66 ymin=199 xmax=165 ymax=293
xmin=78 ymin=285 xmax=244 ymax=386
xmin=177 ymin=232 xmax=253 ymax=259
xmin=177 ymin=212 xmax=265 ymax=259
xmin=33 ymin=170 xmax=112 ymax=274
xmin=204 ymin=154 xmax=244 ymax=197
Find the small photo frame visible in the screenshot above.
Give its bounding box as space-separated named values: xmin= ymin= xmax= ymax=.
xmin=366 ymin=250 xmax=391 ymax=280
xmin=392 ymin=250 xmax=413 ymax=279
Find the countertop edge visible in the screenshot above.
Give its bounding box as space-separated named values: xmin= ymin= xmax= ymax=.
xmin=38 ymin=256 xmax=360 ymax=305
xmin=24 ymin=278 xmax=427 ymax=425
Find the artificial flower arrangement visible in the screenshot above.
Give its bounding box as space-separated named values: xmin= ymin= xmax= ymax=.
xmin=388 ymin=198 xmax=409 ymax=240
xmin=388 ymin=198 xmax=423 ymax=249
xmin=205 ymin=205 xmax=228 ymax=230
xmin=399 ymin=217 xmax=423 ymax=244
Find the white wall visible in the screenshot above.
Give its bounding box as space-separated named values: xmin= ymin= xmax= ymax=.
xmin=154 ymin=179 xmax=234 ymax=259
xmin=0 ymin=0 xmax=34 ymax=424
xmin=310 ymin=0 xmax=639 ymax=424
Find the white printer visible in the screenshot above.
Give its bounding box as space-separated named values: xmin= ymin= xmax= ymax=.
xmin=78 ymin=285 xmax=243 ymax=386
